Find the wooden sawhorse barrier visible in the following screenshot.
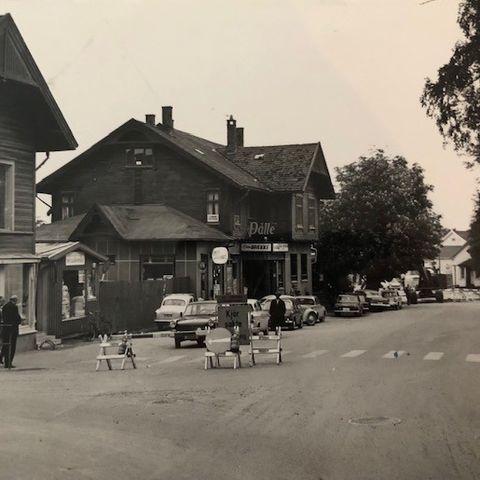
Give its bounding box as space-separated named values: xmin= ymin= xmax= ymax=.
xmin=95 ymin=333 xmax=137 ymax=371
xmin=204 ymin=350 xmax=242 ymax=370
xmin=249 ymin=327 xmax=282 ymax=366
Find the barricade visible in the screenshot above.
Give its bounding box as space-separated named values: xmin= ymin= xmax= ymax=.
xmin=95 ymin=332 xmax=137 ymax=371
xmin=249 ymin=326 xmax=282 ymax=366
xmin=204 ymin=326 xmax=242 ymax=370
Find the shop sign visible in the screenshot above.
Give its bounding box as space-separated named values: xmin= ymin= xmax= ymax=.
xmin=212 ymin=247 xmax=229 ymax=265
xmin=272 ymin=243 xmax=289 ymax=252
xmin=241 ymin=243 xmax=272 ymax=252
xmin=65 ymin=251 xmax=85 ymax=266
xmin=248 ymin=221 xmax=277 ymax=238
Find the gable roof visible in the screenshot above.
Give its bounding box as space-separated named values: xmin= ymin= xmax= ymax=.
xmin=454 ymin=229 xmax=470 ymax=241
xmin=72 ymin=204 xmax=232 ymax=242
xmin=37 ymin=116 xmax=335 ymax=196
xmin=36 ymin=241 xmax=108 ymax=262
xmin=438 ymin=245 xmax=465 ymax=260
xmin=0 ymin=14 xmax=77 ymax=151
xmin=36 ymin=214 xmax=86 ymax=242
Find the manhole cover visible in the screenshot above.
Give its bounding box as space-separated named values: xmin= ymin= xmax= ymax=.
xmin=349 ymin=416 xmax=401 ymax=426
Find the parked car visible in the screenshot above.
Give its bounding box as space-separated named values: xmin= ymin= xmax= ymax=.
xmin=354 ymin=292 xmax=369 ymax=313
xmin=170 ymin=300 xmax=218 ymax=348
xmin=381 ymin=289 xmax=402 ymax=310
xmin=355 ymin=289 xmax=389 ymax=311
xmin=247 ymin=299 xmax=269 ymax=334
xmin=260 ymin=295 xmax=303 ymax=330
xmin=154 ymin=293 xmax=195 ymax=331
xmin=334 ymin=294 xmax=363 ymax=317
xmin=295 ymin=295 xmax=327 ymax=325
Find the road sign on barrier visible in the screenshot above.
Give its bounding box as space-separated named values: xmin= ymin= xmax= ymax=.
xmin=217 ymin=304 xmax=250 ymax=345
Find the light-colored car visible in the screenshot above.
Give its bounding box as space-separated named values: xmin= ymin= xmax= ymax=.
xmin=355 ymin=289 xmax=389 ymax=311
xmin=295 ymin=296 xmax=327 ymax=325
xmin=381 ymin=289 xmax=402 ymax=310
xmin=247 ymin=299 xmax=269 ymax=334
xmin=154 ymin=294 xmax=195 ymax=331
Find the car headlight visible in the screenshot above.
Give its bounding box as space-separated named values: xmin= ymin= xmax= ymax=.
xmin=169 ymin=320 xmax=177 ymax=329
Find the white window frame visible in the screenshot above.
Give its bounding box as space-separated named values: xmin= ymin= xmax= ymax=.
xmin=0 ymin=160 xmax=15 ymax=232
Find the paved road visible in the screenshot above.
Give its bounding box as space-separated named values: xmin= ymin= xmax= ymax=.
xmin=1 ymin=303 xmax=480 ymax=479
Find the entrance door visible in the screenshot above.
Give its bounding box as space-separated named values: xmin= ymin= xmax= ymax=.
xmin=243 ymin=259 xmax=277 ymax=299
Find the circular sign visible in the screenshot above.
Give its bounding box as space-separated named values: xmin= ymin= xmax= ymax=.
xmin=212 ymin=247 xmax=229 ymax=265
xmin=205 ymin=327 xmax=231 ymax=354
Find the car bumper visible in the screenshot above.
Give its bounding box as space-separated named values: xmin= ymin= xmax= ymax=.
xmin=334 ymin=308 xmax=360 ymax=315
xmin=173 ymin=328 xmax=208 ymax=341
xmin=154 ymin=320 xmax=173 ymax=331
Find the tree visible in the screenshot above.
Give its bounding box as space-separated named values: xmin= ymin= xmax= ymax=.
xmin=421 ymin=0 xmax=480 ymax=166
xmin=316 ymin=150 xmax=443 ymax=289
xmin=468 ymin=190 xmax=480 ymax=270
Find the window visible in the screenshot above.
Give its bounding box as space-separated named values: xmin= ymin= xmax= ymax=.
xmin=301 ymin=253 xmax=308 ymax=281
xmin=307 ymin=194 xmax=317 ymax=231
xmin=290 ymin=254 xmax=298 ymax=281
xmin=0 ymin=161 xmax=14 ymax=230
xmin=460 ymin=267 xmax=465 ymax=279
xmin=141 ymin=255 xmax=175 ymax=280
xmin=295 ymin=194 xmax=304 ymax=231
xmin=60 ymin=192 xmax=74 ymax=220
xmin=207 ymin=191 xmax=220 ymax=223
xmin=125 ymin=147 xmax=154 ymax=167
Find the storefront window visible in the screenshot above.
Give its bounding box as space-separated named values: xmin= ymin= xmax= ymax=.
xmin=140 ymin=255 xmax=175 ymax=280
xmin=290 ymin=254 xmax=298 ymax=281
xmin=62 ymin=269 xmax=86 ymax=319
xmin=301 ymin=254 xmax=308 ymax=281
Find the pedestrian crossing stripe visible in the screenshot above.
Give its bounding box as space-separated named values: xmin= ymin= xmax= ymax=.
xmin=158 ymin=355 xmax=186 ymax=364
xmin=465 ymin=354 xmax=480 ymax=363
xmin=383 ymin=351 xmax=406 ymax=359
xmin=302 ymin=350 xmax=329 ymax=359
xmin=424 ymin=352 xmax=444 ymax=360
xmin=341 ymin=350 xmax=367 ymax=358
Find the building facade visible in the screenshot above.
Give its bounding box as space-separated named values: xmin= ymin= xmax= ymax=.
xmin=37 ymin=108 xmax=334 ymax=299
xmin=0 ymin=14 xmax=76 ymax=346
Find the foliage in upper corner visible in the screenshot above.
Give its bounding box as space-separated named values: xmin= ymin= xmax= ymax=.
xmin=468 ymin=190 xmax=480 ymax=270
xmin=317 ymin=150 xmax=444 ymax=287
xmin=421 ymin=0 xmax=480 ymax=167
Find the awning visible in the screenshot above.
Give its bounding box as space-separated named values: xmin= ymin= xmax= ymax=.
xmin=0 ymin=254 xmax=40 ymax=264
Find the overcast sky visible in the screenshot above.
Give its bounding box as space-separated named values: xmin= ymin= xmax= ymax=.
xmin=4 ymin=0 xmax=477 ymax=228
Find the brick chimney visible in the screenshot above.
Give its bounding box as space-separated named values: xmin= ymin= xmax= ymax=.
xmin=236 ymin=127 xmax=244 ymax=147
xmin=227 ymin=115 xmax=237 ymax=155
xmin=162 ymin=106 xmax=174 ymax=130
xmin=145 ymin=114 xmax=155 ymax=126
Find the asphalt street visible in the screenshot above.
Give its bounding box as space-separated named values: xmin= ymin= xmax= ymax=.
xmin=1 ymin=302 xmax=480 ymax=480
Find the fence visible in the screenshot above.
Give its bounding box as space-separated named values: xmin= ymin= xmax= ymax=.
xmin=98 ymin=277 xmax=190 ymax=333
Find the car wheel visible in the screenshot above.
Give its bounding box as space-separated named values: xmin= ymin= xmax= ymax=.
xmin=298 ymin=319 xmax=303 ymax=329
xmin=289 ymin=323 xmax=295 ymax=331
xmin=307 ymin=313 xmax=317 ymax=326
xmin=174 ymin=338 xmax=182 ymax=349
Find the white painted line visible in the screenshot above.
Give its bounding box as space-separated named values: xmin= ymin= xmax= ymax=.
xmin=383 ymin=350 xmax=406 ymax=359
xmin=466 ymin=354 xmax=480 ymax=363
xmin=282 ymin=350 xmax=292 ymax=355
xmin=302 ymin=350 xmax=329 ymax=359
xmin=424 ymin=352 xmax=444 ymax=361
xmin=341 ymin=350 xmax=367 ymax=358
xmin=184 ymin=357 xmax=204 ymax=364
xmin=158 ymin=355 xmax=186 ymax=364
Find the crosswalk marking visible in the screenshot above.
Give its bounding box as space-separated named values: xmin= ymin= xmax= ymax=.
xmin=424 ymin=352 xmax=444 ymax=361
xmin=341 ymin=350 xmax=367 ymax=358
xmin=383 ymin=350 xmax=406 ymax=359
xmin=466 ymin=354 xmax=480 ymax=363
xmin=184 ymin=357 xmax=204 ymax=364
xmin=302 ymin=350 xmax=329 ymax=359
xmin=158 ymin=355 xmax=186 ymax=364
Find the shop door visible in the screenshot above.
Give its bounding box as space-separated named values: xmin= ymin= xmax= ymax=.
xmin=243 ymin=259 xmax=277 ymax=299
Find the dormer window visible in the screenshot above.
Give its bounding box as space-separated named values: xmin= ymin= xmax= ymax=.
xmin=125 ymin=147 xmax=153 ymax=167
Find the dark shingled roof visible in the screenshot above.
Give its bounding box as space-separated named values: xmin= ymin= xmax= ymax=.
xmin=86 ymin=204 xmax=232 ymax=241
xmin=438 ymin=245 xmax=465 ymax=259
xmin=36 ymin=214 xmax=86 ymax=242
xmin=454 ymin=229 xmax=470 ymax=241
xmin=229 ymin=144 xmax=318 ymax=192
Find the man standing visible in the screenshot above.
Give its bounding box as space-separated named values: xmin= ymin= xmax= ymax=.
xmin=1 ymin=295 xmax=22 ymax=368
xmin=269 ymin=292 xmax=286 ymax=332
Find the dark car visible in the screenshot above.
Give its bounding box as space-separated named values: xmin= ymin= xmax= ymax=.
xmin=334 ymin=294 xmax=363 ymax=317
xmin=170 ymin=301 xmax=218 ymax=348
xmin=261 ymin=295 xmax=303 ymax=330
xmin=355 ymin=289 xmax=389 ymax=312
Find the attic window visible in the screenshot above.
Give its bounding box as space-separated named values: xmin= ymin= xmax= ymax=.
xmin=254 ymin=154 xmax=264 ymax=160
xmin=126 ymin=147 xmax=153 ymax=167
xmin=195 ymin=148 xmax=205 ymax=155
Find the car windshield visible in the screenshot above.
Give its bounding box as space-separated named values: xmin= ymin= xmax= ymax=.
xmin=261 ymin=299 xmax=293 ymax=310
xmin=184 ymin=303 xmax=217 ymax=316
xmin=163 ymin=299 xmax=186 ymax=306
xmin=338 ymin=295 xmax=357 ymax=302
xmin=297 ymin=298 xmax=315 ymax=305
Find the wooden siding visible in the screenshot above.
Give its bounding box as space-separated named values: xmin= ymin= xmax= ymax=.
xmin=0 ymin=94 xmax=36 ymax=254
xmin=50 ymin=143 xmax=238 ymax=233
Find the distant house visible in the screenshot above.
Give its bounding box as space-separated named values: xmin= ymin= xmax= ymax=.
xmin=37 ymin=108 xmax=335 ymax=299
xmin=0 ymin=14 xmax=77 ymax=347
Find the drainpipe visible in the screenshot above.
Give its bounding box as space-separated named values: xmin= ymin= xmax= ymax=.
xmin=36 ymin=152 xmax=50 ymax=171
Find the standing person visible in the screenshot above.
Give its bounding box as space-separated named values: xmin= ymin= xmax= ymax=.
xmin=269 ymin=292 xmax=286 ymax=332
xmin=1 ymin=295 xmax=22 ymax=368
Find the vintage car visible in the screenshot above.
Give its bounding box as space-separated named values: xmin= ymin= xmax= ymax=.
xmin=170 ymin=300 xmax=218 ymax=348
xmin=295 ymin=295 xmax=327 ymax=325
xmin=247 ymin=299 xmax=269 ymax=334
xmin=354 ymin=292 xmax=370 ymax=313
xmin=154 ymin=293 xmax=195 ymax=331
xmin=355 ymin=289 xmax=388 ymax=312
xmin=334 ymin=294 xmax=363 ymax=317
xmin=381 ymin=289 xmax=402 ymax=310
xmin=260 ymin=295 xmax=303 ymax=330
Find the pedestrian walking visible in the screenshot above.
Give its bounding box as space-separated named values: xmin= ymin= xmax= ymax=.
xmin=1 ymin=295 xmax=22 ymax=368
xmin=269 ymin=292 xmax=286 ymax=332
